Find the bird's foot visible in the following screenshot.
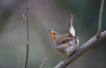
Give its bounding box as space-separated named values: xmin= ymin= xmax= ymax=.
xmin=67 ymin=51 xmax=75 ymax=58
xmin=60 ymin=59 xmax=67 ymax=65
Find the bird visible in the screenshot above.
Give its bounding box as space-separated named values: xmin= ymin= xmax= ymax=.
xmin=48 ymin=14 xmax=79 ymax=60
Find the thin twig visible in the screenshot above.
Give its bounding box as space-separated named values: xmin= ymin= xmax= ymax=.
xmin=15 ymin=41 xmax=28 ymax=45
xmin=26 ymin=0 xmax=29 ymax=43
xmin=39 ymin=58 xmax=46 ymax=68
xmin=22 ymin=15 xmax=27 ymax=20
xmin=23 ymin=0 xmax=29 ymax=68
xmin=96 ymin=0 xmax=104 ymax=38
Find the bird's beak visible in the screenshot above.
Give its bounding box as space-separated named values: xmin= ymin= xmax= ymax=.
xmin=48 ymin=30 xmax=51 ymax=32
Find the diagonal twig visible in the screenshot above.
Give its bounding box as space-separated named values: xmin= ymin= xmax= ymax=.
xmin=39 ymin=58 xmax=46 ymax=68
xmin=22 ymin=15 xmax=27 ymax=20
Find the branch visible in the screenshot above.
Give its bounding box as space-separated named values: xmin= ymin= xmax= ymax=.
xmin=54 ymin=0 xmax=105 ymax=68
xmin=23 ymin=0 xmax=29 ymax=68
xmin=96 ymin=0 xmax=104 ymax=38
xmin=54 ymin=30 xmax=106 ymax=68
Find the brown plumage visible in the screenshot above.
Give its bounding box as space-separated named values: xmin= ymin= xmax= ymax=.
xmin=49 ymin=30 xmax=79 ymax=54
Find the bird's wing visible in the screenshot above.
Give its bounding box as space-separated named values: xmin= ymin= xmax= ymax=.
xmin=60 ymin=37 xmax=75 ymax=45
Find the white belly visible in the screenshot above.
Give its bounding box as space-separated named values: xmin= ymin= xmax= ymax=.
xmin=56 ymin=41 xmax=76 ymax=54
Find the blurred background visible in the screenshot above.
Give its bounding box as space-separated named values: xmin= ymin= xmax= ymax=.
xmin=0 ymin=0 xmax=106 ymax=68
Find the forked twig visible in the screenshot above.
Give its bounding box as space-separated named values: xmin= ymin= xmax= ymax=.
xmin=96 ymin=0 xmax=104 ymax=38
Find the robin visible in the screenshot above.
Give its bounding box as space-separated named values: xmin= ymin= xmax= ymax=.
xmin=48 ymin=14 xmax=79 ymax=60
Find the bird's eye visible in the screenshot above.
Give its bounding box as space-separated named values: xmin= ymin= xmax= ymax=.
xmin=53 ymin=32 xmax=55 ymax=35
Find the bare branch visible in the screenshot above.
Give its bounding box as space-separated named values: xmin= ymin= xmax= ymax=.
xmin=26 ymin=0 xmax=29 ymax=43
xmin=54 ymin=30 xmax=106 ymax=68
xmin=96 ymin=0 xmax=104 ymax=38
xmin=23 ymin=0 xmax=29 ymax=68
xmin=39 ymin=58 xmax=46 ymax=68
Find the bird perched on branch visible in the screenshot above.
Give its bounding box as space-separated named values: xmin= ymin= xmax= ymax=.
xmin=48 ymin=14 xmax=79 ymax=60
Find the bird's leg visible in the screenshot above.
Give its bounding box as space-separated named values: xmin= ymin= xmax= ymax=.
xmin=61 ymin=53 xmax=67 ymax=65
xmin=73 ymin=49 xmax=76 ymax=54
xmin=70 ymin=49 xmax=76 ymax=56
xmin=67 ymin=49 xmax=76 ymax=58
xmin=62 ymin=53 xmax=67 ymax=61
